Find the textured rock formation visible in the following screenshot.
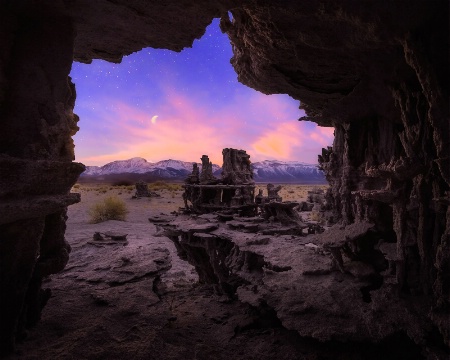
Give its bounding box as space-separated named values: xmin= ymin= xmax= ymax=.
xmin=0 ymin=0 xmax=448 ymax=356
xmin=0 ymin=6 xmax=85 ymax=354
xmin=221 ymin=148 xmax=254 ymax=185
xmin=182 ymin=150 xmax=256 ymax=214
xmin=199 ymin=155 xmax=217 ymax=184
xmin=221 ymin=0 xmax=449 ymax=348
xmin=151 ymin=214 xmax=429 ymax=352
xmin=69 ymin=0 xmax=225 ymax=64
xmin=0 ymin=1 xmax=226 ymax=353
xmin=133 ymin=181 xmax=158 ymax=198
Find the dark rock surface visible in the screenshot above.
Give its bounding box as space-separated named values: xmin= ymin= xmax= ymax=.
xmin=223 ymin=0 xmax=449 ymax=349
xmin=221 ymin=148 xmax=254 ymax=185
xmin=12 ymin=208 xmax=426 ymax=360
xmin=0 ymin=0 xmax=448 ymax=356
xmin=151 ymin=214 xmax=441 ymax=356
xmin=0 ymin=6 xmax=84 ymax=353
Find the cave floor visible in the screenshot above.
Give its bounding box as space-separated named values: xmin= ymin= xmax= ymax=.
xmin=7 ymin=186 xmax=424 ymax=359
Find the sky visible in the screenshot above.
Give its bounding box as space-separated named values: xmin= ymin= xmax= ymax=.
xmin=70 ymin=19 xmax=334 ymax=166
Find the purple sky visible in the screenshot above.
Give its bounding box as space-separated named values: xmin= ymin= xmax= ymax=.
xmin=70 ymin=19 xmax=334 ymax=166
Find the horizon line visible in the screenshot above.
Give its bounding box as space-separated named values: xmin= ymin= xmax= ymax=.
xmin=82 ymin=156 xmax=320 ymax=168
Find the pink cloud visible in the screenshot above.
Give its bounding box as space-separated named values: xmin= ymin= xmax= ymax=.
xmin=75 ymin=89 xmax=334 ymax=166
xmin=249 ymin=121 xmax=334 ymax=163
xmin=80 ymin=101 xmax=224 ymax=165
xmin=251 ymin=122 xmax=303 ymax=160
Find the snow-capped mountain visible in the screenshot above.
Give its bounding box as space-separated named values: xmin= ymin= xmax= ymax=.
xmin=251 ymin=160 xmax=324 ymax=183
xmin=80 ymin=157 xmax=221 ymax=181
xmin=80 ymin=157 xmax=324 ymax=183
xmin=84 ymin=157 xmax=154 ymax=175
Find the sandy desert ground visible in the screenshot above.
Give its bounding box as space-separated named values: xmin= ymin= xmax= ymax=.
xmin=8 ymin=182 xmax=403 ymax=360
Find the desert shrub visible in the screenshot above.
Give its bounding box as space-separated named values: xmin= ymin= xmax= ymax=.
xmin=148 ymin=181 xmax=182 ymax=192
xmin=88 ymin=196 xmax=129 ymax=223
xmin=73 ymin=183 xmax=81 ymax=189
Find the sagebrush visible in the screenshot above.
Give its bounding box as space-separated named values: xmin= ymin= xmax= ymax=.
xmin=148 ymin=181 xmax=182 ymax=192
xmin=89 ymin=196 xmax=129 ymax=223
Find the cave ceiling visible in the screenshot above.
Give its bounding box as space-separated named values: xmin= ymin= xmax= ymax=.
xmin=74 ymin=1 xmax=448 ymax=127
xmin=10 ymin=0 xmax=445 ymax=127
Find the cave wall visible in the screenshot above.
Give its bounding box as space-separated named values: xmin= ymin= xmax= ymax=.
xmin=0 ymin=0 xmax=448 ymax=355
xmin=0 ymin=6 xmax=85 ymax=354
xmin=222 ymin=0 xmax=449 ymax=345
xmin=0 ymin=1 xmax=226 ymax=354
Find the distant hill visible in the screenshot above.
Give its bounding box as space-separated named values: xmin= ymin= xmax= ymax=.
xmin=79 ymin=157 xmax=325 ymax=184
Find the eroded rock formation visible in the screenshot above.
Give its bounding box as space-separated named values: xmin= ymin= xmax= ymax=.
xmin=0 ymin=0 xmax=448 ymax=356
xmin=221 ymin=148 xmax=253 ymax=185
xmin=221 ymin=0 xmax=449 ymax=350
xmin=0 ymin=7 xmax=85 ymax=354
xmin=133 ymin=181 xmax=159 ymax=198
xmin=183 ymin=149 xmax=256 ymax=215
xmin=152 ymin=215 xmax=420 ymax=344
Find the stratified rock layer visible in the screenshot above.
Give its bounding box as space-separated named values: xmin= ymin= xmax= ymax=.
xmin=0 ymin=0 xmax=448 ymax=355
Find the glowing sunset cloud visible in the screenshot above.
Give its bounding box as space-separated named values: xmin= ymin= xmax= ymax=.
xmin=250 ymin=122 xmax=334 ymax=163
xmin=71 ymin=19 xmax=334 ymax=167
xmin=251 ymin=122 xmax=304 ymax=160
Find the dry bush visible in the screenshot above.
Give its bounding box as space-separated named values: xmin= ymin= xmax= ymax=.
xmin=96 ymin=186 xmax=108 ymax=194
xmin=148 ymin=181 xmax=182 ymax=192
xmin=73 ymin=183 xmax=80 ymax=189
xmin=88 ymin=196 xmax=129 ymax=223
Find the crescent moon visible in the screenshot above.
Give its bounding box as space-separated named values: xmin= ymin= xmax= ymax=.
xmin=151 ymin=115 xmax=158 ymax=124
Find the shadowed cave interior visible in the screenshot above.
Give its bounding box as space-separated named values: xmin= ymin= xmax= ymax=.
xmin=0 ymin=1 xmax=449 ymax=359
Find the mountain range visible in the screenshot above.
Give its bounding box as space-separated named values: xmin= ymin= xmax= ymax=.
xmin=79 ymin=157 xmax=325 ymax=184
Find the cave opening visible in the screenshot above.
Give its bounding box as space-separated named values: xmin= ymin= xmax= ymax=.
xmin=63 ymin=17 xmax=336 ymax=323
xmin=70 ymin=19 xmax=334 ymax=169
xmin=23 ymin=16 xmax=338 ymax=357
xmin=1 ymin=1 xmax=448 ymax=358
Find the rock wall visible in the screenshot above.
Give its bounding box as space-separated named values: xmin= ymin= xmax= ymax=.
xmin=0 ymin=0 xmax=448 ymax=355
xmin=222 ymin=0 xmax=449 ymax=347
xmin=0 ymin=6 xmax=85 ymax=354
xmin=0 ymin=1 xmax=226 ymax=354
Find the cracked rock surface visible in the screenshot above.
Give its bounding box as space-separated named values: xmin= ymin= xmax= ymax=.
xmin=12 ymin=206 xmax=426 ymax=360
xmin=152 ymin=214 xmax=440 ymax=354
